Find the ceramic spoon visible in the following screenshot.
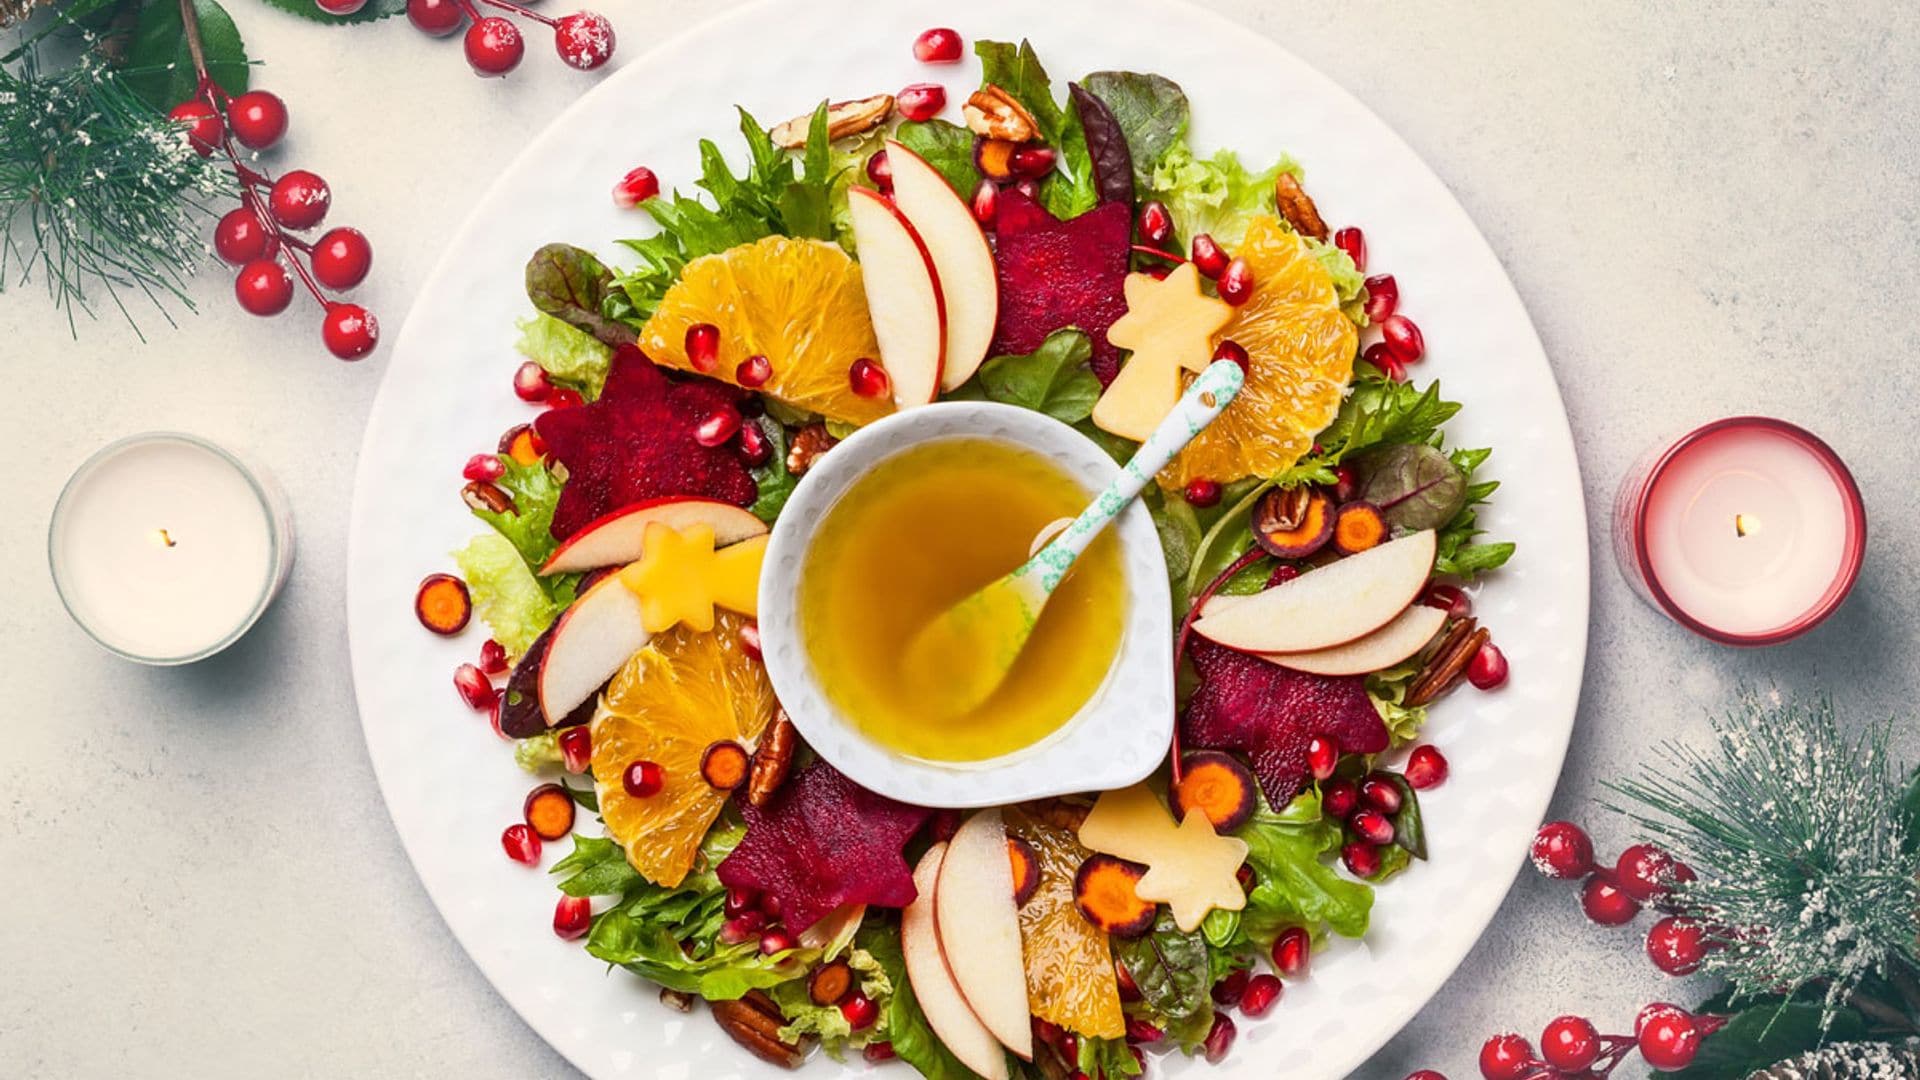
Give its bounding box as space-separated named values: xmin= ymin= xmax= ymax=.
xmin=902 ymin=359 xmax=1246 ymax=717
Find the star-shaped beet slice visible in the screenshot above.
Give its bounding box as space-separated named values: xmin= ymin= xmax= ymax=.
xmin=1181 ymin=639 xmax=1390 ymax=809
xmin=991 ymin=189 xmax=1133 ymax=385
xmin=534 ymin=345 xmax=757 ymax=540
xmin=716 ymin=761 xmax=932 ymax=935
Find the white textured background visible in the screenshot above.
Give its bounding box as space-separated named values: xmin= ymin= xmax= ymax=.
xmin=3 ymin=2 xmax=1917 ymax=1078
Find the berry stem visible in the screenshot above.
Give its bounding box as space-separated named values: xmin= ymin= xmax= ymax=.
xmin=473 ymin=0 xmax=555 ymax=28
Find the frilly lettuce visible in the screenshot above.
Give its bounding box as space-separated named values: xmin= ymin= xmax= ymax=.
xmin=515 ymin=313 xmax=611 ymax=398
xmin=1235 ymin=791 xmax=1373 ymax=944
xmin=452 ymin=532 xmax=564 ymax=657
xmin=1367 ymin=658 xmax=1428 ymax=746
xmin=1148 ymin=144 xmax=1298 ymax=249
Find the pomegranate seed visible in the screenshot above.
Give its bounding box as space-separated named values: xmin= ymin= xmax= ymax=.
xmin=1363 ymin=273 xmax=1399 ymax=322
xmin=1616 ymin=843 xmax=1682 ymax=901
xmin=1359 ymin=773 xmax=1403 ymax=814
xmin=1271 ymin=926 xmax=1310 ymax=978
xmin=1341 ymin=841 xmax=1380 ymax=877
xmin=694 ymin=408 xmax=742 ymax=448
xmin=737 ymin=621 xmax=764 ymax=662
xmin=1012 ymin=177 xmax=1041 ymax=202
xmin=513 ymin=361 xmax=553 ymax=402
xmin=622 ymin=759 xmax=664 ymax=798
xmin=553 ymin=895 xmax=592 ymax=939
xmin=863 ymin=1042 xmax=896 ymax=1063
xmin=1202 ymin=1013 xmax=1236 ymax=1064
xmin=735 ymin=354 xmax=772 ymax=389
xmin=488 ymin=699 xmax=506 ymax=740
xmin=544 ymin=388 xmax=584 ymax=411
xmin=501 ymin=823 xmax=541 ymax=865
xmin=1307 ymin=735 xmax=1339 ymax=781
xmin=1467 ymin=641 xmax=1509 ymax=690
xmin=1404 ymin=745 xmax=1449 ymax=790
xmin=849 ymin=357 xmax=890 ymax=399
xmin=1217 ymin=257 xmax=1255 ymax=305
xmin=737 ymin=422 xmax=772 ymax=468
xmin=477 ymin=637 xmax=509 ymax=674
xmin=1190 ymin=233 xmax=1228 ymax=278
xmin=840 ymin=992 xmax=878 ymax=1030
xmin=970 ymin=180 xmax=998 ymax=225
xmin=463 ymin=453 xmax=505 ymax=483
xmin=1114 ymin=959 xmax=1142 ymax=1001
xmin=1478 ymin=1033 xmax=1534 ymax=1080
xmin=1145 ymin=264 xmax=1172 ymax=280
xmin=168 ymin=100 xmax=224 ymax=156
xmin=1125 ymin=1017 xmax=1163 ymax=1043
xmin=453 ymin=664 xmax=496 ymax=710
xmin=723 ymin=886 xmax=758 ymax=918
xmin=1138 ymin=200 xmax=1173 ymax=246
xmin=1638 ymin=1008 xmax=1702 ymax=1070
xmin=718 ymin=911 xmax=765 ymax=944
xmin=1321 ymin=778 xmax=1359 ymax=820
xmin=1212 ymin=338 xmax=1251 ymax=377
xmin=1421 ymin=583 xmax=1473 ymax=619
xmin=1012 ymin=146 xmax=1056 ymax=179
xmin=865 ymin=149 xmax=893 ymax=191
xmin=1350 ymin=808 xmax=1395 ymax=846
xmin=1211 ymin=969 xmax=1249 ymax=1006
xmin=612 ymin=166 xmax=660 ymax=209
xmin=1379 ymin=314 xmax=1425 ymax=363
xmin=1333 ymin=226 xmax=1366 ymax=272
xmin=1364 ymin=341 xmax=1407 ymax=382
xmin=897 ymin=83 xmax=946 ymax=122
xmin=678 ymin=323 xmax=720 ymax=373
xmin=912 ymin=27 xmax=962 ymax=63
xmin=759 ymin=929 xmax=798 ymax=955
xmin=1184 ymin=477 xmax=1221 ymax=508
xmin=1330 ymin=464 xmax=1358 ymax=502
xmin=557 ymin=726 xmax=592 ymax=774
xmin=322 ymin=303 xmax=379 ymax=361
xmin=1646 ymin=915 xmax=1709 ymax=975
xmin=1581 ymin=872 xmax=1643 ymax=925
xmin=1539 ymin=1015 xmax=1599 ymax=1071
xmin=1239 ymin=973 xmax=1282 ymax=1017
xmin=758 ymin=892 xmax=782 ymax=920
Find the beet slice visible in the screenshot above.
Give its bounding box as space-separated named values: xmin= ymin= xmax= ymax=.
xmin=496 ymin=621 xmax=594 ymax=739
xmin=990 ymin=190 xmax=1133 ymax=385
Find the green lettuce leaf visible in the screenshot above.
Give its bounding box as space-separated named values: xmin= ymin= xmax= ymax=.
xmin=1366 ymin=658 xmax=1428 ymax=745
xmin=451 ymin=532 xmax=565 ymax=657
xmin=1148 ymin=145 xmax=1298 ymax=249
xmin=892 ymin=119 xmax=980 ymax=201
xmin=1078 ymin=1036 xmax=1143 ymax=1078
xmin=1113 ymin=910 xmax=1214 ymax=1031
xmin=1236 ymin=792 xmax=1373 ymax=943
xmin=1433 ymin=446 xmax=1515 ymax=580
xmin=1080 ymin=71 xmax=1190 ymax=188
xmin=975 ymin=39 xmax=1098 ymax=219
xmin=467 ymin=455 xmax=569 ymax=571
xmin=949 ymin=329 xmax=1101 ymax=423
xmin=1305 ymin=236 xmax=1369 ymax=325
xmin=747 ymin=419 xmax=798 ymax=523
xmin=513 ymin=731 xmax=563 ymax=773
xmin=515 ymin=313 xmax=612 ymax=398
xmin=769 ymin=947 xmax=892 ymax=1049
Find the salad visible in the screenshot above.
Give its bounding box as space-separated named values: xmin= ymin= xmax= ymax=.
xmin=413 ymin=25 xmax=1515 ymax=1080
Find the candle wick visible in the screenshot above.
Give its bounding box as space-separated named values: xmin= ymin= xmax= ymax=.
xmin=1733 ymin=513 xmax=1761 ymax=539
xmin=155 ymin=528 xmax=177 ymax=548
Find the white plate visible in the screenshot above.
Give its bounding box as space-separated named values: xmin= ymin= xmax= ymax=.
xmin=346 ymin=1 xmax=1589 ymax=1076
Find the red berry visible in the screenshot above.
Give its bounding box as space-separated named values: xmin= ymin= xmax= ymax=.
xmin=1125 ymin=1017 xmax=1164 ymax=1044
xmin=1350 ymin=808 xmax=1395 ymax=846
xmin=1218 ymin=257 xmax=1255 ymax=305
xmin=1330 ymin=464 xmax=1358 ymax=502
xmin=1184 ymin=477 xmax=1222 ymax=508
xmin=840 ymin=992 xmax=878 ymax=1030
xmin=693 ymin=408 xmax=741 ymax=448
xmin=970 ymin=179 xmax=998 ymax=225
xmin=1012 ymin=177 xmax=1040 ymax=202
xmin=1637 ymin=1006 xmax=1702 ymax=1070
xmin=1190 ymin=233 xmax=1228 ymax=278
xmin=758 ymin=893 xmax=781 ymax=921
xmin=1364 ymin=341 xmax=1407 ymax=382
xmin=1363 ymin=273 xmax=1399 ymax=322
xmin=1539 ymin=1015 xmax=1599 ymax=1071
xmin=1012 ymin=146 xmax=1056 ymax=179
xmin=453 ymin=663 xmax=496 ymax=710
xmin=849 ymin=357 xmax=890 ymax=399
xmin=558 ymin=726 xmax=592 ymax=774
xmin=737 ymin=621 xmax=763 ymax=662
xmin=758 ymin=929 xmax=797 ymax=956
xmin=1341 ymin=840 xmax=1380 ymax=877
xmin=226 ymin=90 xmax=288 ymax=150
xmin=234 ymin=259 xmax=293 ymax=316
xmin=612 ymin=166 xmax=659 ymax=209
xmin=1139 ymin=200 xmax=1173 ymax=246
xmin=1404 ymin=745 xmax=1449 ymax=790
xmin=310 ymin=226 xmax=372 ymax=290
xmin=1467 ymin=641 xmax=1509 ymax=690
xmin=1422 ymin=583 xmax=1473 ymax=619
xmin=737 ymin=422 xmax=772 ymax=468
xmin=1636 ymin=1002 xmax=1690 ymax=1037
xmin=718 ymin=911 xmax=765 ymax=944
xmin=315 ymin=0 xmax=368 ymax=14
xmin=1617 ymin=843 xmax=1683 ymax=902
xmin=1211 ymin=969 xmax=1249 ymax=1007
xmin=1271 ymin=925 xmax=1310 ymax=978
xmin=622 ymin=759 xmax=664 ymax=798
xmin=1379 ymin=313 xmax=1425 ymax=363
xmin=1307 ymin=734 xmax=1339 ymax=781
xmin=465 ymin=17 xmax=525 ymax=77
xmin=406 ymin=0 xmax=463 ymax=36
xmin=735 ymin=354 xmax=772 ymax=389
xmin=1405 ymin=1073 xmax=1449 ymax=1080
xmin=863 ymin=1042 xmax=896 ymax=1063
xmin=1238 ymin=973 xmax=1282 ymax=1017
xmin=213 ymin=207 xmax=276 ymax=265
xmin=478 ymin=637 xmax=509 ymax=674
xmin=682 ymin=322 xmax=719 ymax=371
xmin=1531 ymin=821 xmax=1595 ymax=879
xmin=897 ymin=82 xmax=946 ymax=122
xmin=1202 ymin=1013 xmax=1236 ymax=1064
xmin=912 ymin=27 xmax=962 ymax=63
xmin=267 ymin=169 xmax=330 ymax=230
xmin=1212 ymin=338 xmax=1251 ymax=377
xmin=501 ymin=823 xmax=541 ymax=865
xmin=1321 ymin=778 xmax=1359 ymax=820
xmin=865 ymin=149 xmax=892 ymax=191
xmin=553 ymin=895 xmax=592 ymax=939
xmin=1477 ymin=1033 xmax=1533 ymax=1080
xmin=553 ymin=11 xmax=615 ymax=70
xmin=168 ymin=100 xmax=224 ymax=155
xmin=1360 ymin=772 xmax=1404 ymax=814
xmin=545 ymin=387 xmax=584 ymax=410
xmin=1114 ymin=958 xmax=1142 ymax=1001
xmin=463 ymin=453 xmax=505 ymax=483
xmin=1581 ymin=872 xmax=1643 ymax=926
xmin=1646 ymin=915 xmax=1709 ymax=975
xmin=722 ymin=886 xmax=758 ymax=918
xmin=513 ymin=361 xmax=553 ymax=403
xmin=322 ymin=303 xmax=379 ymax=360
xmin=1333 ymin=226 xmax=1366 ymax=273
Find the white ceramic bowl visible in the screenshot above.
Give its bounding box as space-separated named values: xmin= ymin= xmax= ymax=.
xmin=756 ymin=402 xmax=1174 ymax=808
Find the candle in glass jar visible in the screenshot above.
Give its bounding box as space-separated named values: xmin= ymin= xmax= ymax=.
xmin=1614 ymin=417 xmax=1864 ymax=645
xmin=50 ymin=433 xmax=294 ymax=664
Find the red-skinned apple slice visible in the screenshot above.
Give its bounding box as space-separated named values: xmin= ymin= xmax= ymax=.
xmin=1193 ymin=529 xmax=1437 ymax=653
xmin=1259 ymin=602 xmax=1448 ymax=676
xmin=884 ymin=140 xmax=997 ymax=391
xmin=537 ymin=572 xmax=650 ymax=725
xmin=903 ymin=844 xmax=1011 ymax=1080
xmin=933 ymin=809 xmax=1033 ymax=1060
xmin=540 ymin=497 xmax=767 ymax=575
xmin=847 ymin=186 xmax=946 ymax=408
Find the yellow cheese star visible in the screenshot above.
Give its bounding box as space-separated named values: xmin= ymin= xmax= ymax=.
xmin=1091 ymin=264 xmax=1234 ymax=442
xmin=1076 ymin=783 xmax=1249 ymax=933
xmin=617 ymin=521 xmax=767 ymax=634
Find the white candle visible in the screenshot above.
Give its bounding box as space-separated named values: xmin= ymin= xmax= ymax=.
xmin=50 ymin=434 xmax=294 ymax=664
xmin=1614 ymin=418 xmax=1865 ymax=645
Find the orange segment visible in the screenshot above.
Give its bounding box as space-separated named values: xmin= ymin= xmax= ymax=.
xmin=590 ymin=612 xmax=775 ymax=887
xmin=1161 ymin=216 xmax=1357 ymax=489
xmin=639 ymin=236 xmax=894 ymax=427
xmin=1006 ymin=807 xmax=1125 ymax=1040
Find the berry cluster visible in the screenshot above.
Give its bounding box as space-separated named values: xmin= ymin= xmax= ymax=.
xmin=172 ymin=83 xmax=378 ymax=360
xmin=387 ymin=0 xmax=615 ymax=78
xmin=1464 ymin=1002 xmax=1727 ymax=1079
xmin=1529 ymin=822 xmax=1707 ymax=975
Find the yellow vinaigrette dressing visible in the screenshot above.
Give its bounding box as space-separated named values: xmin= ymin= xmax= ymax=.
xmin=800 ymin=438 xmax=1126 ymax=762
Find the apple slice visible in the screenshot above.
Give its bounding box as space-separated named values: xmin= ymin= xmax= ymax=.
xmin=540 ymin=497 xmax=767 ymax=575
xmin=1193 ymin=529 xmax=1437 ymax=654
xmin=904 ymin=845 xmax=1011 ymax=1080
xmin=847 ymin=186 xmax=946 ymax=408
xmin=537 ymin=572 xmax=650 ymax=725
xmin=934 ymin=809 xmax=1033 ymax=1060
xmin=885 ymin=139 xmax=998 ymax=391
xmin=1260 ymin=602 xmax=1448 ymax=676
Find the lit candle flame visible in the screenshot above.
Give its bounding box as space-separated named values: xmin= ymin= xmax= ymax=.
xmin=1734 ymin=513 xmax=1761 ymax=538
xmin=153 ymin=528 xmax=177 ymax=548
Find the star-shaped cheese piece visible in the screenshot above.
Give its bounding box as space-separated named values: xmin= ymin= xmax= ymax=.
xmin=1077 ymin=783 xmax=1248 ymax=933
xmin=617 ymin=521 xmax=766 ymax=633
xmin=1091 ymin=264 xmax=1234 ymax=442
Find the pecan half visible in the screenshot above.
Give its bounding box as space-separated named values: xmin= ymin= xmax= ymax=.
xmin=711 ymin=990 xmax=809 ymax=1068
xmin=747 ymin=709 xmax=799 ymax=809
xmin=1273 ymin=173 xmax=1329 ymax=241
xmin=461 ymin=480 xmax=515 ymax=515
xmin=786 ymin=423 xmax=838 ymax=476
xmin=769 ymin=94 xmax=894 ymax=150
xmin=963 ymin=84 xmax=1040 ymax=142
xmin=1405 ymin=617 xmax=1490 ymax=708
xmin=658 ymin=988 xmax=694 ymax=1013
